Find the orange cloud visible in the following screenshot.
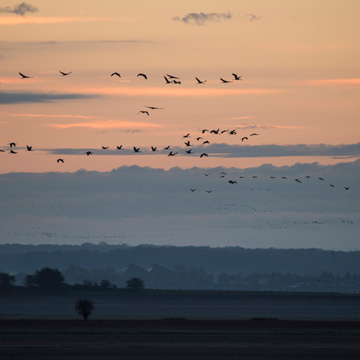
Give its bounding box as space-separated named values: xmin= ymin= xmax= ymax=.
xmin=50 ymin=120 xmax=163 ymax=130
xmin=305 ymin=78 xmax=360 ymax=86
xmin=0 ymin=16 xmax=115 ymax=26
xmin=75 ymin=86 xmax=283 ymax=97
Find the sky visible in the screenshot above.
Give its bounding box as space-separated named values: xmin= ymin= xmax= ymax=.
xmin=0 ymin=1 xmax=359 ymax=249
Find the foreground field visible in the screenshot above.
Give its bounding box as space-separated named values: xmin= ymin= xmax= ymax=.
xmin=1 ymin=318 xmax=360 ymax=359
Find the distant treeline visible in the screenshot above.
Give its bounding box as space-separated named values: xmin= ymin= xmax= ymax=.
xmin=1 ymin=243 xmax=360 ymax=278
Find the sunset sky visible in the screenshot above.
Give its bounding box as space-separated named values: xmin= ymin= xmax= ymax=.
xmin=0 ymin=1 xmax=359 ymax=248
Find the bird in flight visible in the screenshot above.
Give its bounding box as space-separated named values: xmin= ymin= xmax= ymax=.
xmin=220 ymin=78 xmax=232 ymax=83
xmin=173 ymin=80 xmax=181 ymax=84
xmin=228 ymin=180 xmax=238 ymax=184
xmin=330 ymin=184 xmax=335 ymax=188
xmin=200 ymin=153 xmax=208 ymax=158
xmin=133 ymin=147 xmax=140 ymax=153
xmin=241 ymin=137 xmax=248 ymax=142
xmin=210 ymin=129 xmax=220 ymax=134
xmin=56 ymin=158 xmax=64 ymax=163
xmin=195 ymin=77 xmax=207 ymax=84
xmin=344 ymin=186 xmax=350 ymax=190
xmin=111 ymin=72 xmax=121 ymax=77
xmin=10 ymin=150 xmax=17 ymax=154
xmin=190 ymin=188 xmax=196 ymax=192
xmin=202 ymin=129 xmax=209 ymax=134
xmin=102 ymin=146 xmax=109 ymax=150
xmin=196 ymin=137 xmax=203 ymax=141
xmin=26 ymin=145 xmax=33 ymax=151
xmin=145 ymin=106 xmax=163 ymax=110
xmin=85 ymin=151 xmax=92 ymax=156
xmin=295 ymin=179 xmax=302 ymax=183
xmin=250 ymin=133 xmax=259 ymax=136
xmin=168 ymin=151 xmax=178 ymax=156
xmin=151 ymin=146 xmax=158 ymax=152
xmin=9 ymin=142 xmax=17 ymax=147
xmin=232 ymin=73 xmax=242 ymax=81
xmin=116 ymin=145 xmax=123 ymax=150
xmin=229 ymin=130 xmax=237 ymax=135
xmin=204 ymin=173 xmax=209 ymax=176
xmin=60 ymin=71 xmax=72 ymax=76
xmin=319 ymin=177 xmax=324 ymax=181
xmin=164 ymin=76 xmax=172 ymax=84
xmin=183 ymin=133 xmax=190 ymax=138
xmin=206 ymin=190 xmax=213 ymax=193
xmin=164 ymin=145 xmax=171 ymax=150
xmin=167 ymin=74 xmax=179 ymax=79
xmin=19 ymin=72 xmax=32 ymax=79
xmin=137 ymin=73 xmax=147 ymax=79
xmin=185 ymin=149 xmax=192 ymax=154
xmin=138 ymin=110 xmax=150 ymax=116
xmin=184 ymin=141 xmax=192 ymax=147
xmin=203 ymin=140 xmax=210 ymax=145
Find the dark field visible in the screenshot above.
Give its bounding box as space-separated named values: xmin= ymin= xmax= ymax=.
xmin=1 ymin=318 xmax=360 ymax=359
xmin=1 ymin=289 xmax=360 ymax=319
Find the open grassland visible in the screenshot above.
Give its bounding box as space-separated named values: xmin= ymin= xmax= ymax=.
xmin=1 ymin=318 xmax=360 ymax=359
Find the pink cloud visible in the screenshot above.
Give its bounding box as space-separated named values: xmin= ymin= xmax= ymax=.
xmin=305 ymin=78 xmax=360 ymax=86
xmin=74 ymin=86 xmax=283 ymax=97
xmin=0 ymin=16 xmax=115 ymax=26
xmin=11 ymin=113 xmax=94 ymax=119
xmin=50 ymin=120 xmax=163 ymax=130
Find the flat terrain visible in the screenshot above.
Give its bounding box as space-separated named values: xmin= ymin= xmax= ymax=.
xmin=1 ymin=318 xmax=360 ymax=359
xmin=1 ymin=289 xmax=360 ymax=319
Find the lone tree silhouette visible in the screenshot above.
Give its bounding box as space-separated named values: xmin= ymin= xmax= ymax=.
xmin=126 ymin=277 xmax=144 ymax=291
xmin=75 ymin=298 xmax=94 ymax=320
xmin=0 ymin=272 xmax=15 ymax=289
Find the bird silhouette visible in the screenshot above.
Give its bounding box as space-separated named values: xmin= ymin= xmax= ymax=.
xmin=250 ymin=133 xmax=259 ymax=136
xmin=56 ymin=158 xmax=64 ymax=163
xmin=210 ymin=129 xmax=220 ymax=134
xmin=206 ymin=190 xmax=213 ymax=193
xmin=60 ymin=71 xmax=72 ymax=76
xmin=9 ymin=142 xmax=17 ymax=147
xmin=204 ymin=173 xmax=209 ymax=176
xmin=221 ymin=129 xmax=229 ymax=134
xmin=200 ymin=153 xmax=208 ymax=158
xmin=229 ymin=130 xmax=237 ymax=135
xmin=137 ymin=73 xmax=147 ymax=79
xmin=183 ymin=133 xmax=190 ymax=138
xmin=116 ymin=145 xmax=123 ymax=150
xmin=164 ymin=76 xmax=171 ymax=84
xmin=173 ymin=80 xmax=181 ymax=84
xmin=196 ymin=137 xmax=203 ymax=141
xmin=241 ymin=137 xmax=248 ymax=142
xmin=220 ymin=78 xmax=232 ymax=83
xmin=190 ymin=188 xmax=196 ymax=192
xmin=319 ymin=177 xmax=324 ymax=181
xmin=85 ymin=151 xmax=92 ymax=156
xmin=164 ymin=145 xmax=171 ymax=150
xmin=138 ymin=110 xmax=150 ymax=116
xmin=10 ymin=150 xmax=17 ymax=154
xmin=232 ymin=73 xmax=242 ymax=80
xmin=102 ymin=146 xmax=109 ymax=150
xmin=195 ymin=77 xmax=207 ymax=84
xmin=185 ymin=149 xmax=192 ymax=154
xmin=168 ymin=151 xmax=177 ymax=156
xmin=282 ymin=176 xmax=287 ymax=179
xmin=330 ymin=184 xmax=335 ymax=187
xmin=228 ymin=180 xmax=238 ymax=184
xmin=203 ymin=140 xmax=210 ymax=144
xmin=202 ymin=129 xmax=209 ymax=133
xmin=111 ymin=72 xmax=121 ymax=77
xmin=151 ymin=146 xmax=158 ymax=152
xmin=145 ymin=106 xmax=163 ymax=110
xmin=344 ymin=187 xmax=350 ymax=190
xmin=26 ymin=145 xmax=33 ymax=151
xmin=133 ymin=147 xmax=140 ymax=153
xmin=295 ymin=179 xmax=302 ymax=183
xmin=184 ymin=141 xmax=192 ymax=147
xmin=19 ymin=72 xmax=32 ymax=79
xmin=166 ymin=74 xmax=179 ymax=79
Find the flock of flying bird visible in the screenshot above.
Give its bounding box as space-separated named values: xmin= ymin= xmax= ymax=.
xmin=2 ymin=70 xmax=350 ymax=194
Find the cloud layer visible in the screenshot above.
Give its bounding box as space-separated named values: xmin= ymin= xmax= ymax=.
xmin=0 ymin=2 xmax=38 ymax=16
xmin=173 ymin=12 xmax=232 ymax=26
xmin=0 ymin=91 xmax=99 ymax=104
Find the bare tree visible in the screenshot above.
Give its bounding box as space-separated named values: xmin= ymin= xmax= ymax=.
xmin=75 ymin=298 xmax=94 ymax=320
